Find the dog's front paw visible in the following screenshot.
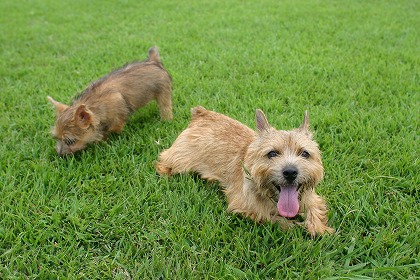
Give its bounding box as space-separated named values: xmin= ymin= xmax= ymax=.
xmin=155 ymin=161 xmax=172 ymax=176
xmin=306 ymin=222 xmax=335 ymax=237
xmin=270 ymin=215 xmax=295 ymax=230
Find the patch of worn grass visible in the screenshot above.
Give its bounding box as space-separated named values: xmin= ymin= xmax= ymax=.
xmin=0 ymin=0 xmax=418 ymax=278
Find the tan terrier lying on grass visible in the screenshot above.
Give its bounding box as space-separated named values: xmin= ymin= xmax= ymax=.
xmin=155 ymin=106 xmax=334 ymax=236
xmin=48 ymin=46 xmax=172 ymax=156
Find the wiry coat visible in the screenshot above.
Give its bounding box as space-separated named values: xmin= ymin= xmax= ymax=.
xmin=48 ymin=46 xmax=172 ymax=155
xmin=155 ymin=106 xmax=334 ymax=236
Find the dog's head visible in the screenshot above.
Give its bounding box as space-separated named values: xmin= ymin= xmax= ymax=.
xmin=47 ymin=96 xmax=101 ymax=156
xmin=245 ymin=109 xmax=324 ymax=218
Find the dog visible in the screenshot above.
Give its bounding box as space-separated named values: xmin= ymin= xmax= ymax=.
xmin=155 ymin=106 xmax=334 ymax=236
xmin=48 ymin=46 xmax=172 ymax=156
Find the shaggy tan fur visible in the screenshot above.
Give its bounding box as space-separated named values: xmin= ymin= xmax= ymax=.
xmin=155 ymin=106 xmax=334 ymax=236
xmin=48 ymin=46 xmax=172 ymax=155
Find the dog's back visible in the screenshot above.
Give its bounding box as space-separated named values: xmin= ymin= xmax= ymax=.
xmin=75 ymin=47 xmax=172 ymax=117
xmin=156 ymin=106 xmax=255 ymax=187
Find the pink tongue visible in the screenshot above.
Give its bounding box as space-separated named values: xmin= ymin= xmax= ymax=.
xmin=277 ymin=185 xmax=299 ymax=218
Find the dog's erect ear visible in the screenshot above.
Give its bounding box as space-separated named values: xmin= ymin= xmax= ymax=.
xmin=47 ymin=96 xmax=68 ymax=115
xmin=298 ymin=111 xmax=313 ymax=138
xmin=256 ymin=109 xmax=270 ymax=133
xmin=74 ymin=104 xmax=94 ymax=129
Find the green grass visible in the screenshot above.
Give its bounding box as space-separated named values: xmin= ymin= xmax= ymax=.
xmin=1 ymin=0 xmax=419 ymax=278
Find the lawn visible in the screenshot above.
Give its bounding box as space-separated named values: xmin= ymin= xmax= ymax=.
xmin=0 ymin=0 xmax=419 ymax=278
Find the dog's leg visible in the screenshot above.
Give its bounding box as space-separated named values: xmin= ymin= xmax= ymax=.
xmin=156 ymin=87 xmax=172 ymax=120
xmin=108 ymin=121 xmax=125 ymax=134
xmin=155 ymin=150 xmax=174 ymax=176
xmin=300 ymin=190 xmax=334 ymax=237
xmin=155 ymin=134 xmax=194 ymax=176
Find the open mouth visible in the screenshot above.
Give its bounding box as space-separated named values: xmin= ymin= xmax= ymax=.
xmin=274 ymin=183 xmax=301 ymax=218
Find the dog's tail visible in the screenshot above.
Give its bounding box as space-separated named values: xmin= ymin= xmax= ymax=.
xmin=148 ymin=46 xmax=161 ymax=63
xmin=191 ymin=106 xmax=207 ymax=116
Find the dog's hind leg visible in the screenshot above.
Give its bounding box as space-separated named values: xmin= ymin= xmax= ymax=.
xmin=156 ymin=86 xmax=172 ymax=121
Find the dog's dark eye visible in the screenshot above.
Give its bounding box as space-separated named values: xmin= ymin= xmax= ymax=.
xmin=267 ymin=151 xmax=279 ymax=159
xmin=64 ymin=138 xmax=76 ymax=146
xmin=301 ymin=150 xmax=310 ymax=158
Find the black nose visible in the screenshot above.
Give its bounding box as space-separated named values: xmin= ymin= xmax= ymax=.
xmin=283 ymin=167 xmax=298 ymax=182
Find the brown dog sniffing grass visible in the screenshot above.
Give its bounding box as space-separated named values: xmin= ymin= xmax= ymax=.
xmin=48 ymin=46 xmax=172 ymax=156
xmin=155 ymin=106 xmax=334 ymax=236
